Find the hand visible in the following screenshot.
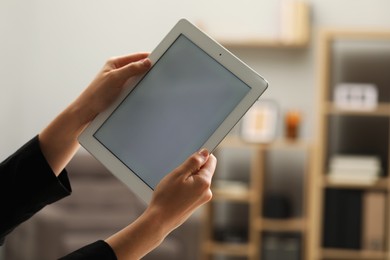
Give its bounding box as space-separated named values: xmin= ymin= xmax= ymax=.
xmin=39 ymin=53 xmax=151 ymax=175
xmin=105 ymin=149 xmax=217 ymax=260
xmin=73 ymin=53 xmax=151 ymax=124
xmin=145 ymin=149 xmax=217 ymax=233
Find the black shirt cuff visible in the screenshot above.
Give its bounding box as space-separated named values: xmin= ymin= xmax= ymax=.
xmin=59 ymin=240 xmax=117 ymax=260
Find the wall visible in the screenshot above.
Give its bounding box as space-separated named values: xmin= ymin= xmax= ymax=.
xmin=0 ymin=0 xmax=389 ymax=259
xmin=0 ymin=0 xmax=193 ymax=160
xmin=1 ymin=0 xmax=390 ymax=161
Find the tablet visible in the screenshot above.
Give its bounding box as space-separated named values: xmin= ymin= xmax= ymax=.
xmin=78 ymin=18 xmax=268 ymax=203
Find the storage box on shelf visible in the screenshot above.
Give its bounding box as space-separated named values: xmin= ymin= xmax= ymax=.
xmin=201 ymin=136 xmax=312 ymax=260
xmin=311 ymin=29 xmax=390 ymax=260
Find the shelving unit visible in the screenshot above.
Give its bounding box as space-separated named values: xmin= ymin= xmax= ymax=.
xmin=201 ymin=136 xmax=312 ymax=260
xmin=310 ymin=30 xmax=390 ymax=260
xmin=215 ymin=1 xmax=310 ymax=49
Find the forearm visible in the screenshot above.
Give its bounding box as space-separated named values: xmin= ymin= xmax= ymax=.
xmin=105 ymin=209 xmax=169 ymax=260
xmin=39 ymin=99 xmax=92 ymax=176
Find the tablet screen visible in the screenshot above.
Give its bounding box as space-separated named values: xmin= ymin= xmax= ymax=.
xmin=94 ymin=34 xmax=250 ymax=189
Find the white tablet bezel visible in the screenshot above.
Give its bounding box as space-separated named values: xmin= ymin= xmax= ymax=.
xmin=78 ymin=18 xmax=268 ymax=203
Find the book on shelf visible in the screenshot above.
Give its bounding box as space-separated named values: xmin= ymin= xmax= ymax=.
xmin=330 ymin=155 xmax=381 ymax=170
xmin=280 ymin=0 xmax=308 ymax=44
xmin=327 ymin=154 xmax=382 ymax=184
xmin=362 ymin=191 xmax=385 ymax=251
xmin=323 ymin=189 xmax=386 ymax=251
xmin=323 ymin=188 xmax=363 ymax=249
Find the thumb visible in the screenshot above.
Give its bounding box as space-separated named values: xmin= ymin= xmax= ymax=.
xmin=174 ymin=149 xmax=210 ymax=178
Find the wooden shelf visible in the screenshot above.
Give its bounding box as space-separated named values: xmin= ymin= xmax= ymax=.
xmin=202 ymin=241 xmax=254 ymax=257
xmin=256 ymin=218 xmax=306 ymax=232
xmin=212 ymin=187 xmax=253 ymax=203
xmin=216 ymin=1 xmax=310 ymax=49
xmin=220 ymin=38 xmax=308 ymax=49
xmin=322 ymin=29 xmax=390 ymax=40
xmin=219 ymin=135 xmax=311 ymax=150
xmin=201 ymin=135 xmax=312 ymax=260
xmin=310 ymin=29 xmax=390 ymax=260
xmin=321 ymin=248 xmax=387 ymax=260
xmin=322 ymin=176 xmax=389 ymax=190
xmin=325 ymin=102 xmax=390 ymax=117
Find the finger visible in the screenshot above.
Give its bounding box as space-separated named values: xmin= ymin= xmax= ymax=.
xmin=114 ymin=58 xmax=151 ymax=81
xmin=112 ymin=52 xmax=150 ymax=69
xmin=191 ymin=154 xmax=216 ymax=203
xmin=196 ymin=154 xmax=217 ymax=181
xmin=174 ymin=149 xmax=210 ymax=178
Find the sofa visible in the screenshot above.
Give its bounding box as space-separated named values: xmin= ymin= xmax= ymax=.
xmin=4 ymin=148 xmax=203 ymax=260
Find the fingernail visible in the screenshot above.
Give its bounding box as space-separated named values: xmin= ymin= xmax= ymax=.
xmin=141 ymin=58 xmax=151 ymax=67
xmin=198 ymin=148 xmax=209 ymax=159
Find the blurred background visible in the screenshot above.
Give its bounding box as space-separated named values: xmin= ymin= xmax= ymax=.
xmin=1 ymin=0 xmax=389 ymax=259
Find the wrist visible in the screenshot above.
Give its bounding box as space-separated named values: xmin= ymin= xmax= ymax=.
xmin=140 ymin=207 xmax=172 ymax=241
xmin=105 ymin=207 xmax=169 ymax=259
xmin=68 ymin=98 xmax=97 ymax=127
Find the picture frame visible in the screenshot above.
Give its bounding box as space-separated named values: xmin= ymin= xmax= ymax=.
xmin=240 ymin=100 xmax=278 ymax=143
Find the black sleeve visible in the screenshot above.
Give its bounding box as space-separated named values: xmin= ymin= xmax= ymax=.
xmin=0 ymin=136 xmax=118 ymax=260
xmin=58 ymin=240 xmax=117 ymax=260
xmin=0 ymin=136 xmax=72 ymax=244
